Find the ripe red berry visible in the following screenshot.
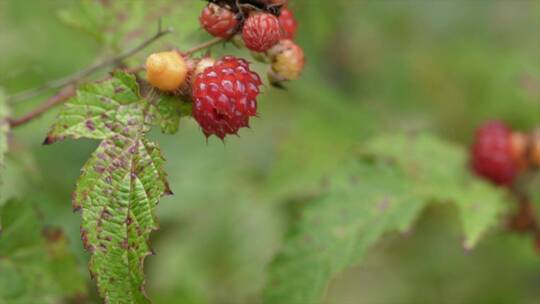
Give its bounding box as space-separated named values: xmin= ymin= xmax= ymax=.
xmin=471 ymin=121 xmax=519 ymax=186
xmin=279 ymin=8 xmax=297 ymax=39
xmin=199 ymin=3 xmax=238 ymax=38
xmin=242 ymin=12 xmax=282 ymax=52
xmin=191 ymin=56 xmax=262 ymax=139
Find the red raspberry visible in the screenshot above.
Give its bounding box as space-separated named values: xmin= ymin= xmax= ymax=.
xmin=242 ymin=12 xmax=282 ymax=52
xmin=191 ymin=56 xmax=262 ymax=139
xmin=199 ymin=3 xmax=238 ymax=38
xmin=471 ymin=121 xmax=519 ymax=185
xmin=279 ymin=8 xmax=297 ymax=39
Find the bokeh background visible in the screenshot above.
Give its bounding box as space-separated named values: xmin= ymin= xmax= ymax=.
xmin=2 ymin=0 xmax=540 ymax=303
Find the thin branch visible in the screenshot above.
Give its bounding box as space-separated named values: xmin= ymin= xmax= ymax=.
xmin=183 ymin=37 xmax=224 ymax=56
xmin=8 ymin=85 xmax=76 ymax=128
xmin=7 ymin=25 xmax=174 ymax=104
xmin=118 ymin=37 xmax=224 ymax=75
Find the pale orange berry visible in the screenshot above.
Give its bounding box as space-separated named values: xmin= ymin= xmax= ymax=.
xmin=146 ymin=51 xmax=188 ymax=91
xmin=510 ymin=131 xmax=529 ymax=170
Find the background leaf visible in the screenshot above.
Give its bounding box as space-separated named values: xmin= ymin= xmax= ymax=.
xmin=264 ymin=133 xmax=508 ymax=304
xmin=362 ymin=133 xmax=508 ymax=248
xmin=0 ymin=200 xmax=86 ymax=303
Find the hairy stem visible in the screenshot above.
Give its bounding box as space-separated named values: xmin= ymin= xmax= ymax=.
xmin=183 ymin=37 xmax=224 ymax=56
xmin=8 ymin=86 xmax=76 ymax=128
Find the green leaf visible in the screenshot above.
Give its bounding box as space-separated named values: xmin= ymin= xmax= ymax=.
xmin=0 ymin=90 xmax=9 ymax=170
xmin=449 ymin=180 xmax=507 ymax=249
xmin=0 ymin=200 xmax=86 ymax=303
xmin=264 ymin=133 xmax=507 ymax=304
xmin=150 ymin=94 xmax=184 ymax=135
xmin=44 ymin=72 xmax=152 ymax=144
xmin=264 ymin=161 xmax=426 ymax=303
xmin=57 ymin=0 xmax=108 ymax=44
xmin=361 ymin=133 xmax=507 ymax=248
xmin=46 ymin=71 xmax=177 ymax=303
xmin=45 ymin=72 xmax=148 ymax=144
xmin=74 ymin=136 xmax=170 ymax=303
xmin=45 ymin=72 xmax=187 ymax=141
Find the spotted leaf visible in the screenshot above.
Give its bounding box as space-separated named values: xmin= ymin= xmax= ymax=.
xmin=74 ymin=136 xmax=170 ymax=303
xmin=45 ymin=72 xmax=149 ymax=144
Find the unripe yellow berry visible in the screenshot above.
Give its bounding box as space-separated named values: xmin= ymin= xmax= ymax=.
xmin=268 ymin=39 xmax=304 ymax=82
xmin=146 ymin=51 xmax=188 ymax=91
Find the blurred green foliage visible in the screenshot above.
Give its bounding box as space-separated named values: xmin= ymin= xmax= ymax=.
xmin=0 ymin=200 xmax=86 ymax=303
xmin=1 ymin=0 xmax=540 ymax=303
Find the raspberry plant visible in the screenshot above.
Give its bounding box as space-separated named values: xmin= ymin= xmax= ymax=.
xmin=3 ymin=1 xmax=305 ymax=303
xmin=2 ymin=1 xmax=540 ymax=304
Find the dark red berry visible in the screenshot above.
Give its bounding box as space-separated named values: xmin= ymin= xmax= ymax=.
xmin=279 ymin=8 xmax=297 ymax=39
xmin=200 ymin=3 xmax=238 ymax=38
xmin=192 ymin=56 xmax=262 ymax=139
xmin=242 ymin=12 xmax=282 ymax=52
xmin=471 ymin=121 xmax=518 ymax=186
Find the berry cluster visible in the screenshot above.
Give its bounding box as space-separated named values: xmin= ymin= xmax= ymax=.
xmin=145 ymin=0 xmax=304 ymax=139
xmin=200 ymin=0 xmax=304 ymax=86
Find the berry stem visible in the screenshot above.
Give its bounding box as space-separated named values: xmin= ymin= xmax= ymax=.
xmin=507 ymin=186 xmax=540 ymax=240
xmin=183 ymin=37 xmax=224 ymax=56
xmin=8 ymin=85 xmax=76 ymax=128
